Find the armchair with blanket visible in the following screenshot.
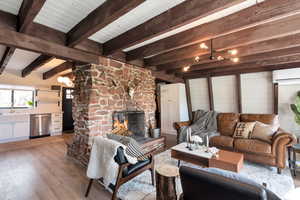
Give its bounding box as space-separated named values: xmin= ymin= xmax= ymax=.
xmin=85 ymin=136 xmax=155 ymax=200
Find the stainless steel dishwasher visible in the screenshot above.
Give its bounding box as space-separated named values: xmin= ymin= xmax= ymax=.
xmin=30 ymin=114 xmax=51 ymax=138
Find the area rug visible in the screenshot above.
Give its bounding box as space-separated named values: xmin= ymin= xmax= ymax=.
xmin=117 ymin=150 xmax=295 ymax=200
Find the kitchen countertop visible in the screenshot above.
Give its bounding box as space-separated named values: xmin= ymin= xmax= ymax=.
xmin=0 ymin=112 xmax=63 ymax=116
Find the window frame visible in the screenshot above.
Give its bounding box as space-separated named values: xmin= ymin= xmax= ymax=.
xmin=0 ymin=88 xmax=35 ymax=109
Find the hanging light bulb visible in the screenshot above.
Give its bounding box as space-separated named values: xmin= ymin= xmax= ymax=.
xmin=57 ymin=76 xmax=74 ymax=86
xmin=183 ymin=66 xmax=190 ymax=72
xmin=195 ymin=56 xmax=200 ymax=62
xmin=217 ymin=56 xmax=224 ymax=61
xmin=199 ymin=43 xmax=208 ymax=49
xmin=228 ymin=49 xmax=238 ymax=55
xmin=231 ymin=57 xmax=239 ymax=63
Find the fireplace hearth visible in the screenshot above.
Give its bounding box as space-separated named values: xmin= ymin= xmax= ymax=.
xmin=113 ymin=111 xmax=146 ymax=137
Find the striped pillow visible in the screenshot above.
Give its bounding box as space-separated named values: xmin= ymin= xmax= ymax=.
xmin=107 ymin=134 xmax=148 ymax=161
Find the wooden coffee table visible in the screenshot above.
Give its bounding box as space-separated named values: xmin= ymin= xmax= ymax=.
xmin=171 ymin=143 xmax=244 ymax=173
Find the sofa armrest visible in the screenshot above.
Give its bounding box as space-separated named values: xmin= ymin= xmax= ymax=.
xmin=272 ymin=129 xmax=296 ymax=148
xmin=174 ymin=121 xmax=191 ymax=144
xmin=174 ymin=121 xmax=191 ymax=130
xmin=271 ymin=129 xmax=297 ymax=168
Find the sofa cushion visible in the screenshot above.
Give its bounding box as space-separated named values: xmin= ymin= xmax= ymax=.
xmin=251 ymin=121 xmax=275 ymax=143
xmin=233 ymin=122 xmax=256 ymax=139
xmin=217 ymin=113 xmax=240 ymax=136
xmin=234 ymin=139 xmax=272 ymax=154
xmin=210 ymin=136 xmax=234 ymax=149
xmin=240 ymin=114 xmax=280 ymax=132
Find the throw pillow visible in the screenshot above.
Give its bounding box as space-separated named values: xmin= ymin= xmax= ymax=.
xmin=107 ymin=134 xmax=148 ymax=161
xmin=233 ymin=122 xmax=256 ymax=139
xmin=250 ymin=121 xmax=275 ymax=143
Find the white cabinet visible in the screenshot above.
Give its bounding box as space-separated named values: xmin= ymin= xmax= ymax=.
xmin=51 ymin=113 xmax=62 ymax=135
xmin=0 ymin=123 xmax=13 ymax=140
xmin=160 ymin=83 xmax=189 ymax=135
xmin=0 ymin=115 xmax=30 ymax=143
xmin=14 ymin=122 xmax=30 ymax=138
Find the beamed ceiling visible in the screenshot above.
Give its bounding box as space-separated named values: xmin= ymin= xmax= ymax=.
xmin=0 ymin=0 xmax=300 ymax=83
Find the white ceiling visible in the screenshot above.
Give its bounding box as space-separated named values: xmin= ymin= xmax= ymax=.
xmin=34 ymin=0 xmax=106 ymax=33
xmin=6 ymin=49 xmax=40 ymax=72
xmin=89 ymin=0 xmax=186 ymax=43
xmin=0 ymin=0 xmax=22 ymax=15
xmin=124 ymin=0 xmax=264 ymax=52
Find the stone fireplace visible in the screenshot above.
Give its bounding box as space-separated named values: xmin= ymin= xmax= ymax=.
xmin=67 ymin=58 xmax=156 ymax=165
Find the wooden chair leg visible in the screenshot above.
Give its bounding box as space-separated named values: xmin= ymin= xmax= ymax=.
xmin=150 ymin=168 xmax=155 ymax=186
xmin=85 ymin=179 xmax=93 ymax=197
xmin=277 ymin=168 xmax=282 ymax=174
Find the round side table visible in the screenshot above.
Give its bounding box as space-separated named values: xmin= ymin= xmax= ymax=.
xmin=155 ymin=164 xmax=179 ymax=200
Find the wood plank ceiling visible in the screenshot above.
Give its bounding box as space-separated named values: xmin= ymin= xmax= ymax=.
xmin=0 ymin=0 xmax=300 ymax=82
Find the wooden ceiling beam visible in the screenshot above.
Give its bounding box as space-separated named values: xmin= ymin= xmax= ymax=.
xmin=18 ymin=0 xmax=46 ymax=32
xmin=151 ymin=71 xmax=184 ymax=83
xmin=182 ymin=62 xmax=300 ymax=79
xmin=0 ymin=28 xmax=100 ymax=70
xmin=22 ymin=55 xmax=55 ymax=77
xmin=103 ymin=0 xmax=245 ymax=55
xmin=0 ymin=1 xmax=46 ymax=76
xmin=67 ymin=0 xmax=145 ymax=47
xmin=157 ymin=33 xmax=300 ymax=71
xmin=0 ymin=47 xmax=15 ymax=75
xmin=180 ymin=54 xmax=300 ymax=78
xmin=43 ymin=62 xmax=74 ymax=80
xmin=145 ymin=14 xmax=300 ymax=66
xmin=171 ymin=46 xmax=300 ymax=74
xmin=126 ymin=0 xmax=300 ymax=61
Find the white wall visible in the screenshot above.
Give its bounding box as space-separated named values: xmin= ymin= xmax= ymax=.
xmin=278 ymin=84 xmax=300 ymax=136
xmin=188 ymin=70 xmax=300 ymax=134
xmin=189 ymin=78 xmax=210 ymax=111
xmin=241 ymin=72 xmax=273 ymax=114
xmin=0 ymin=70 xmax=65 ymax=114
xmin=212 ymin=75 xmax=238 ymax=113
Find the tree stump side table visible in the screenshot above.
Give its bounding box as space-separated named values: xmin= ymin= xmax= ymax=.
xmin=156 ymin=164 xmax=179 ymax=200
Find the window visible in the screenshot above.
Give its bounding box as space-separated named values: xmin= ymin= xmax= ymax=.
xmin=0 ymin=89 xmax=34 ymax=109
xmin=65 ymin=89 xmax=74 ymax=99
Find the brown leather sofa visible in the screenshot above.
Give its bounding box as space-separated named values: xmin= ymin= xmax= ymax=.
xmin=174 ymin=113 xmax=296 ymax=174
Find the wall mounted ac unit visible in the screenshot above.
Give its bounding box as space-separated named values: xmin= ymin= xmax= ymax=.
xmin=273 ymin=68 xmax=300 ymax=85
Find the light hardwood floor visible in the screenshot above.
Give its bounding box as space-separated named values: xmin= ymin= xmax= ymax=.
xmin=0 ymin=134 xmax=299 ymax=200
xmin=0 ymin=135 xmax=111 ymax=200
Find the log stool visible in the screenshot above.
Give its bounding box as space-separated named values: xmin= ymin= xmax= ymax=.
xmin=155 ymin=164 xmax=179 ymax=200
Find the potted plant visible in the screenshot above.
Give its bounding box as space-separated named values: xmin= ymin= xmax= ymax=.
xmin=291 ymin=91 xmax=300 ymax=125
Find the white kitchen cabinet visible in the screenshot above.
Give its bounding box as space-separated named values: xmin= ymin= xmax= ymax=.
xmin=51 ymin=113 xmax=63 ymax=135
xmin=0 ymin=115 xmax=30 ymax=143
xmin=0 ymin=123 xmax=13 ymax=140
xmin=160 ymin=83 xmax=189 ymax=135
xmin=14 ymin=122 xmax=30 ymax=138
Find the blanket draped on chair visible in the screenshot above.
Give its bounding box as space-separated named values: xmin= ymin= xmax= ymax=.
xmin=87 ymin=136 xmax=137 ymax=189
xmin=179 ymin=110 xmax=219 ymax=143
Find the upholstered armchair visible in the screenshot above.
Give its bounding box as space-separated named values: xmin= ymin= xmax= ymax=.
xmin=85 ymin=147 xmax=154 ymax=200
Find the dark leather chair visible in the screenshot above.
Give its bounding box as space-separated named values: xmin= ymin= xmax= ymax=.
xmin=179 ymin=166 xmax=281 ymax=200
xmin=85 ymin=147 xmax=155 ymax=200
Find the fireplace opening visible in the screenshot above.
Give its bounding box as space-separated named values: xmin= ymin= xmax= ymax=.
xmin=112 ymin=111 xmax=145 ymax=137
